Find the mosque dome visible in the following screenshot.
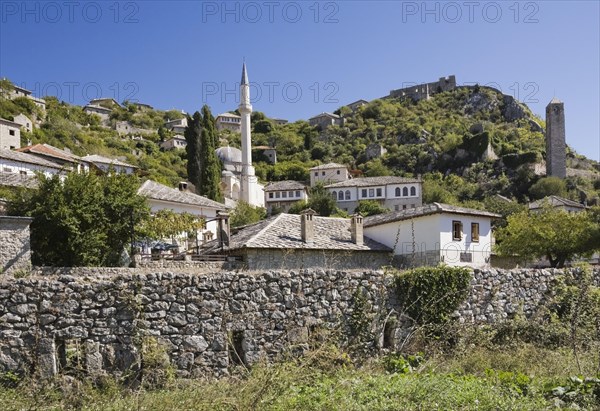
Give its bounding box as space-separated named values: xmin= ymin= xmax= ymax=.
xmin=215 ymin=146 xmax=242 ymax=164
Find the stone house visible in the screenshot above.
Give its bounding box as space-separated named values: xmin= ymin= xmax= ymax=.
xmin=13 ymin=114 xmax=33 ymax=133
xmin=137 ymin=180 xmax=230 ymax=247
xmin=215 ymin=113 xmax=242 ymax=132
xmin=325 ymin=176 xmax=423 ymax=213
xmin=346 ymin=99 xmax=368 ymax=111
xmin=0 ymin=118 xmax=21 ymax=150
xmin=309 ymin=112 xmax=343 ymax=130
xmin=363 ymin=203 xmax=500 ymax=268
xmin=8 ymin=85 xmax=46 ymax=111
xmin=264 ymin=180 xmax=309 ymax=214
xmin=365 ymin=143 xmax=387 ymax=160
xmin=115 ymin=121 xmax=155 ymax=136
xmin=89 ymin=98 xmax=121 ymax=109
xmin=160 ymin=136 xmax=187 ymax=151
xmin=165 ymin=117 xmax=188 ymax=134
xmin=528 ymin=195 xmax=587 ymax=213
xmin=83 ymin=105 xmax=112 ymax=124
xmin=132 ymin=102 xmax=153 ymax=111
xmin=309 ymin=162 xmax=351 ymax=187
xmin=208 ymin=210 xmax=391 ymax=270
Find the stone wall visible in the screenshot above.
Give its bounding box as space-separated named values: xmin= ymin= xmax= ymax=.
xmin=0 ymin=267 xmax=598 ymax=380
xmin=0 ymin=216 xmax=32 ymax=275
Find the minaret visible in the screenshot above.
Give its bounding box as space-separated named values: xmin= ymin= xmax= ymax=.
xmin=545 ymin=97 xmax=566 ymax=178
xmin=239 ymin=62 xmax=256 ymax=203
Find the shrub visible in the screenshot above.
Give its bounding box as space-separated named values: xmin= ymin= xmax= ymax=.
xmin=393 ymin=266 xmax=472 ymax=325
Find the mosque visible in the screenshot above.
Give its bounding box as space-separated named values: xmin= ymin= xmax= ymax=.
xmin=215 ymin=63 xmax=265 ymax=208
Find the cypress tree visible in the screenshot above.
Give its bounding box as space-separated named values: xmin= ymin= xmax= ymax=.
xmin=184 ymin=112 xmax=202 ymax=190
xmin=199 ymin=105 xmax=223 ymax=202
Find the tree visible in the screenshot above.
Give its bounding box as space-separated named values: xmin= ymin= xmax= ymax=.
xmin=136 ymin=209 xmax=204 ymax=243
xmin=289 ymin=184 xmax=340 ymax=217
xmin=8 ymin=172 xmax=149 ymax=267
xmin=230 ymin=201 xmax=266 ymax=228
xmin=529 ymin=177 xmax=567 ymax=200
xmin=354 ymin=200 xmax=389 ymax=216
xmin=184 ymin=112 xmax=202 ymax=189
xmin=253 ymin=119 xmax=273 ymax=134
xmin=199 ymin=105 xmax=223 ymax=202
xmin=495 ymin=206 xmax=598 ymax=268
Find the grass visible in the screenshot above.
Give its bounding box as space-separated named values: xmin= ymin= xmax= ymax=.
xmin=1 ymin=344 xmax=597 ymax=410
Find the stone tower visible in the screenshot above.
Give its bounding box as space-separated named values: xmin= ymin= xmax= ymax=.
xmin=545 ymin=97 xmax=566 ymax=178
xmin=239 ymin=62 xmax=256 ymax=203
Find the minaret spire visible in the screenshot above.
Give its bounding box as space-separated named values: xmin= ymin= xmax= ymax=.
xmin=239 ymin=61 xmax=255 ymax=203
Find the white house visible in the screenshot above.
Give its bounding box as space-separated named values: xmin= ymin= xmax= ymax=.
xmin=215 ymin=112 xmax=242 ymax=132
xmin=309 ymin=112 xmax=343 ymax=130
xmin=81 ymin=154 xmax=137 ymax=174
xmin=0 ymin=118 xmax=21 ymax=150
xmin=363 ymin=203 xmax=501 ymax=268
xmin=264 ymin=180 xmax=309 ymax=214
xmin=137 ymin=180 xmax=230 ymax=246
xmin=160 ymin=135 xmax=187 ymax=151
xmin=17 ymin=144 xmax=89 ymax=173
xmin=325 ymin=176 xmax=423 ymax=213
xmin=0 ymin=148 xmax=67 ymax=177
xmin=309 ymin=162 xmax=351 ymax=186
xmin=164 ymin=118 xmax=187 ymax=134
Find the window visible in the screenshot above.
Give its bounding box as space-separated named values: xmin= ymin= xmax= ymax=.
xmin=471 ymin=223 xmax=480 ymax=242
xmin=369 ymin=188 xmax=375 ymax=197
xmin=376 ymin=188 xmax=382 ymax=197
xmin=322 ymin=171 xmax=325 ymax=176
xmin=268 ymin=193 xmax=273 ymax=199
xmin=403 ymin=187 xmax=408 ymax=196
xmin=394 ymin=205 xmax=399 ymax=211
xmin=361 ymin=189 xmax=367 ymax=198
xmin=276 ymin=192 xmax=280 ymax=198
xmin=289 ymin=191 xmax=294 ymax=197
xmin=410 ymin=186 xmax=416 ymax=196
xmin=331 ymin=191 xmax=337 ymax=200
xmin=403 ymin=205 xmax=407 ymax=210
xmin=19 ymin=171 xmax=27 ymax=175
xmin=395 ymin=187 xmax=401 ymax=197
xmin=3 ymin=167 xmax=12 ymax=173
xmin=345 ymin=190 xmax=351 ymax=200
xmin=314 ymin=172 xmax=318 ymax=176
xmin=9 ymin=130 xmax=15 ymax=136
xmin=452 ymin=221 xmax=463 ymax=241
xmin=295 ymin=191 xmax=300 ymax=197
xmin=282 ymin=191 xmax=287 ymax=198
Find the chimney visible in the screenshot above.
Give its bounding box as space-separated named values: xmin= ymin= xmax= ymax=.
xmin=217 ymin=211 xmax=230 ymax=249
xmin=300 ymin=209 xmax=316 ymax=244
xmin=178 ymin=181 xmax=188 ymax=192
xmin=350 ymin=214 xmax=364 ymax=246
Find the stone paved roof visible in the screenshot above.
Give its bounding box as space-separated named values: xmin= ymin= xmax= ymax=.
xmin=17 ymin=144 xmax=82 ymax=164
xmin=138 ymin=180 xmax=229 ymax=210
xmin=325 ymin=176 xmax=421 ymax=188
xmin=309 ymin=162 xmax=347 ymax=170
xmin=529 ymin=195 xmax=586 ymax=210
xmin=81 ymin=154 xmax=136 ymax=169
xmin=364 ymin=203 xmax=501 ymax=227
xmin=264 ymin=180 xmax=307 ymax=192
xmin=224 ymin=213 xmax=391 ymax=252
xmin=309 ymin=112 xmax=340 ymax=120
xmin=0 ymin=149 xmax=64 ymax=169
xmin=0 ymin=172 xmax=38 ymax=188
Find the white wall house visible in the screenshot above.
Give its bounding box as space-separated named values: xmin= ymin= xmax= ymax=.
xmin=264 ymin=180 xmax=309 ymax=214
xmin=325 ymin=176 xmax=423 ymax=213
xmin=137 ymin=180 xmax=230 ymax=247
xmin=0 ymin=118 xmax=21 ymax=150
xmin=215 ymin=113 xmax=242 ymax=132
xmin=309 ymin=162 xmax=351 ymax=186
xmin=17 ymin=143 xmax=89 ymax=173
xmin=0 ymin=148 xmax=66 ymax=177
xmin=165 ymin=118 xmax=187 ymax=134
xmin=13 ymin=114 xmax=33 ymax=133
xmin=160 ymin=135 xmax=187 ymax=151
xmin=363 ymin=203 xmax=500 ymax=268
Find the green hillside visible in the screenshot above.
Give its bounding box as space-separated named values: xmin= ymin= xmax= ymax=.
xmin=1 ymin=79 xmax=598 ymax=206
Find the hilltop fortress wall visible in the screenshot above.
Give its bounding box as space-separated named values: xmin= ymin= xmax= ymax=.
xmin=1 ymin=267 xmax=597 ymax=380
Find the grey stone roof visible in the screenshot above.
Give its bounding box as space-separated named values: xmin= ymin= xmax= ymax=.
xmin=309 ymin=162 xmax=347 ymax=170
xmin=364 ymin=203 xmax=501 ymax=228
xmin=264 ymin=180 xmax=307 ymax=192
xmin=81 ymin=155 xmax=136 ymax=169
xmin=0 ymin=172 xmax=38 ymax=188
xmin=310 ymin=112 xmax=340 ymax=120
xmin=224 ymin=213 xmax=391 ymax=252
xmin=325 ymin=176 xmax=421 ymax=188
xmin=529 ymin=195 xmax=586 ymax=210
xmin=138 ymin=180 xmax=229 ymax=210
xmin=0 ymin=149 xmax=64 ymax=169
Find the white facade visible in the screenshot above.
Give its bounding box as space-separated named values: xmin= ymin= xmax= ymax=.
xmin=0 ymin=119 xmax=21 ymax=150
xmin=160 ymin=136 xmax=187 ymax=150
xmin=83 ymin=105 xmax=112 ymax=123
xmin=0 ymin=150 xmax=65 ymax=178
xmin=13 ymin=114 xmax=33 ymax=132
xmin=364 ymin=211 xmax=495 ymax=268
xmin=215 ymin=113 xmax=242 ymax=132
xmin=328 ymin=181 xmax=422 ymax=212
xmin=310 ymin=163 xmax=350 ymax=186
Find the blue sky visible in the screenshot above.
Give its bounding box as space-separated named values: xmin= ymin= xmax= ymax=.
xmin=1 ymin=1 xmax=598 ymax=160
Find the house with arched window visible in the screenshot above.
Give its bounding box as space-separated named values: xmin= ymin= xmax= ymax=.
xmin=325 ymin=176 xmax=422 ymax=213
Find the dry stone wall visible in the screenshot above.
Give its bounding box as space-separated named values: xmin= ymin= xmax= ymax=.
xmin=0 ymin=267 xmax=598 ymax=380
